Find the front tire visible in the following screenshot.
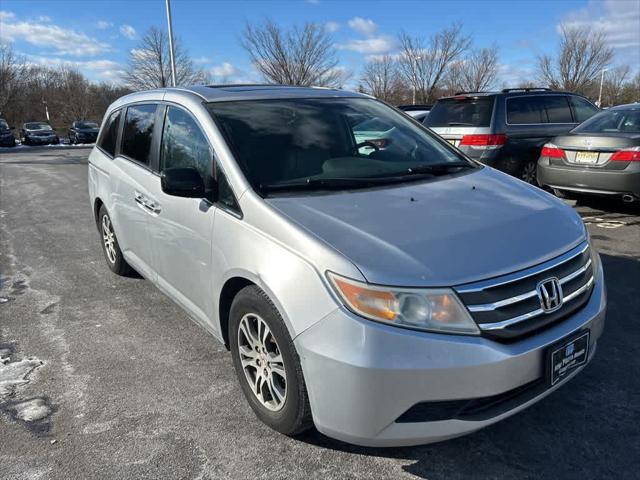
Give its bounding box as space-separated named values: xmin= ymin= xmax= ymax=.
xmin=98 ymin=205 xmax=132 ymax=275
xmin=229 ymin=285 xmax=313 ymax=436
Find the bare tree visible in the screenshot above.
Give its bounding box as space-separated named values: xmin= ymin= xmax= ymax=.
xmin=360 ymin=55 xmax=402 ymax=101
xmin=123 ymin=27 xmax=209 ymax=90
xmin=601 ymin=65 xmax=630 ymax=107
xmin=446 ymin=46 xmax=499 ymax=94
xmin=241 ymin=20 xmax=346 ymax=87
xmin=397 ymin=23 xmax=471 ymax=104
xmin=537 ymin=25 xmax=614 ymax=94
xmin=0 ymin=43 xmax=26 ymax=118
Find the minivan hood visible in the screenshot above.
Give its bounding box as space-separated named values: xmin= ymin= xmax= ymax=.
xmin=266 ymin=168 xmax=585 ymax=286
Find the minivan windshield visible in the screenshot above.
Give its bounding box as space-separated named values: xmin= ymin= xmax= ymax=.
xmin=0 ymin=119 xmax=8 ymax=131
xmin=573 ymin=109 xmax=640 ymax=134
xmin=207 ymin=97 xmax=474 ymax=193
xmin=424 ymin=96 xmax=494 ymax=128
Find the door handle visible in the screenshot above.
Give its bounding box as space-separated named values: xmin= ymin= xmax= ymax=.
xmin=134 ymin=192 xmax=161 ymax=215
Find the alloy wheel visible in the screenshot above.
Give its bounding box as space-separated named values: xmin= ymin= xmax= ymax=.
xmin=521 ymin=161 xmax=537 ymax=184
xmin=102 ymin=215 xmax=117 ymax=264
xmin=237 ymin=313 xmax=287 ymax=411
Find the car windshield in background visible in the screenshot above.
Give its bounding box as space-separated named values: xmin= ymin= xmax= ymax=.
xmin=207 ymin=97 xmax=473 ymax=193
xmin=0 ymin=120 xmax=8 ymax=130
xmin=78 ymin=121 xmax=99 ymax=129
xmin=26 ymin=122 xmax=52 ymax=130
xmin=573 ymin=109 xmax=640 ymax=134
xmin=424 ymin=96 xmax=494 ymax=127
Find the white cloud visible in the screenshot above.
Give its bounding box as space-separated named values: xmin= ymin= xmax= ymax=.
xmin=337 ymin=35 xmax=396 ymax=54
xmin=561 ymin=0 xmax=640 ymax=53
xmin=0 ymin=10 xmax=15 ymax=20
xmin=37 ymin=15 xmax=51 ymax=22
xmin=211 ymin=62 xmax=241 ymax=78
xmin=324 ymin=21 xmax=340 ymax=33
xmin=26 ymin=55 xmax=125 ymax=83
xmin=119 ymin=24 xmax=136 ymax=40
xmin=0 ymin=15 xmax=110 ymax=56
xmin=348 ymin=17 xmax=378 ymax=37
xmin=130 ymin=48 xmax=154 ymax=61
xmin=193 ymin=56 xmax=212 ymax=65
xmin=96 ymin=20 xmax=113 ymax=30
xmin=497 ymin=63 xmax=535 ymax=87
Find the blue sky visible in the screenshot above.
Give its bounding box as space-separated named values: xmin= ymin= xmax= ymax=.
xmin=1 ymin=0 xmax=638 ymax=88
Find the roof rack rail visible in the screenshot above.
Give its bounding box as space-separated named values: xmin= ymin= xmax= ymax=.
xmin=205 ymin=83 xmax=277 ymax=89
xmin=501 ymin=87 xmax=553 ymax=93
xmin=453 ymin=91 xmax=492 ymax=95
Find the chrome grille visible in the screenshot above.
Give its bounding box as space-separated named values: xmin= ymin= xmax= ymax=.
xmin=455 ymin=242 xmax=594 ymax=341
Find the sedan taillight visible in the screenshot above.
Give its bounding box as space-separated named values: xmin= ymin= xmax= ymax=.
xmin=541 ymin=143 xmax=566 ymax=159
xmin=610 ymin=147 xmax=640 ymax=162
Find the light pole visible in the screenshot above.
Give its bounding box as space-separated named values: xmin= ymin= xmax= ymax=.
xmin=165 ymin=0 xmax=177 ymax=87
xmin=597 ymin=68 xmax=608 ymax=108
xmin=411 ymin=55 xmax=421 ymax=105
xmin=42 ymin=100 xmax=50 ymax=122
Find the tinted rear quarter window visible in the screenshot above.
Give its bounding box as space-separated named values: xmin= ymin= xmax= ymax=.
xmin=424 ymin=97 xmax=494 ymax=127
xmin=507 ymin=96 xmax=546 ymax=124
xmin=543 ymin=96 xmax=573 ymax=123
xmin=121 ymin=104 xmax=157 ymax=164
xmin=570 ymin=96 xmax=599 ymax=123
xmin=98 ymin=109 xmax=121 ymax=157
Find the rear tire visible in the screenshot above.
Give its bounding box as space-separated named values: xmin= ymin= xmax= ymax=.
xmin=229 ymin=285 xmax=313 ymax=436
xmin=519 ymin=160 xmax=538 ymax=185
xmin=98 ymin=205 xmax=133 ymax=275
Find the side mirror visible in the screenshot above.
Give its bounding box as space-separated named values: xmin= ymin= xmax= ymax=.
xmin=160 ymin=168 xmax=205 ymax=198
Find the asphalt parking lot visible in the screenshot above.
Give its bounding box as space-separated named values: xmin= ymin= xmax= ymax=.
xmin=1 ymin=147 xmax=639 ymax=480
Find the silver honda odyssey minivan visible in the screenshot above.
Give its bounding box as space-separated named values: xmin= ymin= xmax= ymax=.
xmin=88 ymin=85 xmax=606 ymax=447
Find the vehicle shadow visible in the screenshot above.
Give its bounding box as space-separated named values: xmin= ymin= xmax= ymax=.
xmin=574 ymin=195 xmax=640 ymax=216
xmin=296 ymin=253 xmax=640 ymax=480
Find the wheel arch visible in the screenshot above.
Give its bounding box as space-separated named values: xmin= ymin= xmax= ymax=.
xmin=93 ymin=197 xmax=105 ymax=229
xmin=218 ymin=276 xmax=256 ymax=349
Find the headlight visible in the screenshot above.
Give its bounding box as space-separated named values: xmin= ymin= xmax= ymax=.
xmin=327 ymin=272 xmax=480 ymax=335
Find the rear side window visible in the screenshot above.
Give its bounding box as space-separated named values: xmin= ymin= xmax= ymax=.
xmin=160 ymin=106 xmax=211 ymax=180
xmin=543 ymin=96 xmax=573 ymax=123
xmin=570 ymin=96 xmax=599 ymax=123
xmin=424 ymin=97 xmax=494 ymax=127
xmin=98 ymin=109 xmax=121 ymax=157
xmin=121 ymin=104 xmax=157 ymax=165
xmin=507 ymin=97 xmax=546 ymax=124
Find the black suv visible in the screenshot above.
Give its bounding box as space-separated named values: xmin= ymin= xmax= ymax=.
xmin=423 ymin=88 xmax=599 ymax=184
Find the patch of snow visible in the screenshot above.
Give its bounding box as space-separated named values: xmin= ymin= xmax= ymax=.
xmin=0 ymin=357 xmax=43 ymax=399
xmin=13 ymin=398 xmax=51 ymax=422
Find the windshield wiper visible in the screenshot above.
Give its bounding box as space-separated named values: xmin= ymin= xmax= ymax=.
xmin=447 ymin=122 xmax=475 ymax=126
xmin=404 ymin=162 xmax=474 ymax=175
xmin=260 ymin=177 xmax=389 ymax=192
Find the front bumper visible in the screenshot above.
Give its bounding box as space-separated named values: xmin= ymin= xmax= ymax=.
xmin=294 ymin=255 xmax=606 ymax=447
xmin=538 ymin=161 xmax=640 ymax=197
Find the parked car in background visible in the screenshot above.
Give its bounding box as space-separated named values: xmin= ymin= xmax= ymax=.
xmin=424 ymin=88 xmax=599 ymax=184
xmin=69 ymin=120 xmax=100 ymax=144
xmin=0 ymin=118 xmax=16 ymax=147
xmin=538 ymin=103 xmax=640 ymax=203
xmin=89 ymin=85 xmax=605 ymax=447
xmin=398 ymin=104 xmax=432 ymax=122
xmin=20 ymin=121 xmax=59 ymax=145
